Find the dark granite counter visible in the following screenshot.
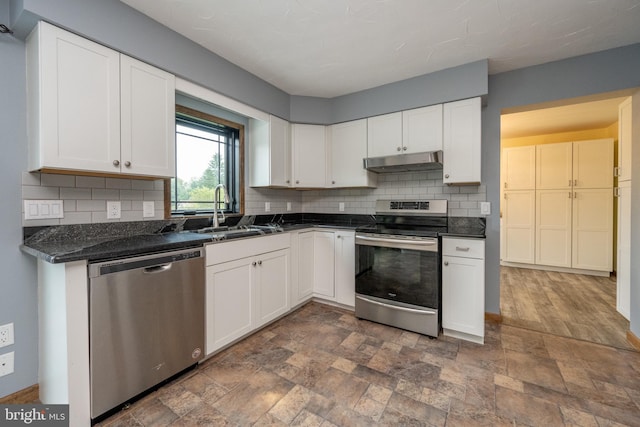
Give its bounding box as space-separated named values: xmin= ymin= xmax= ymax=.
xmin=443 ymin=216 xmax=486 ymax=238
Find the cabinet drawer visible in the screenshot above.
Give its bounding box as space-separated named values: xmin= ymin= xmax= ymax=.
xmin=442 ymin=238 xmax=485 ymax=259
xmin=206 ymin=233 xmax=290 ymax=266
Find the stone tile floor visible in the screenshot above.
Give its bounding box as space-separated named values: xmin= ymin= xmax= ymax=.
xmin=98 ymin=302 xmax=640 ymax=426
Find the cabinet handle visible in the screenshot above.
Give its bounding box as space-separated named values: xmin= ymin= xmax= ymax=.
xmin=332 ymin=180 xmax=336 ymax=184
xmin=569 ymin=180 xmax=571 ymax=187
xmin=444 ymin=261 xmax=449 ymax=266
xmin=402 ymin=146 xmax=407 ymax=151
xmin=397 ymin=147 xmax=402 ymax=152
xmin=614 ymin=167 xmax=620 ymax=177
xmin=124 ymin=161 xmax=131 ymax=167
xmin=286 ymin=180 xmax=290 ymax=184
xmin=568 ymin=192 xmax=572 ymax=199
xmin=296 ymin=180 xmax=300 ymax=184
xmin=258 ymin=260 xmax=262 ymax=265
xmin=445 ymin=174 xmax=450 ymax=178
xmin=504 ymin=182 xmax=508 ymax=189
xmin=614 ymin=187 xmax=620 ymax=197
xmin=252 ymin=261 xmax=257 ymax=267
xmin=113 ymin=160 xmax=120 ymax=167
xmin=504 ymin=193 xmax=507 ymax=200
xmin=455 ymin=246 xmax=470 ymax=252
xmin=574 ymin=179 xmax=577 ymax=186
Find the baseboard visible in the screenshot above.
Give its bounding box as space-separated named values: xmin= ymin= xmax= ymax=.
xmin=485 ymin=312 xmax=503 ymax=323
xmin=500 ymin=261 xmax=611 ymax=277
xmin=0 ymin=384 xmax=39 ymax=404
xmin=627 ymin=330 xmax=640 ymax=352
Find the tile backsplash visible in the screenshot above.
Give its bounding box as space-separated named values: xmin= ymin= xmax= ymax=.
xmin=23 ymin=170 xmax=486 ymax=226
xmin=21 ymin=172 xmax=165 ymax=226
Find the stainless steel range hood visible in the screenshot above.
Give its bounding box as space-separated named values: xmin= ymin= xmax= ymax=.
xmin=363 ymin=150 xmax=443 ymax=173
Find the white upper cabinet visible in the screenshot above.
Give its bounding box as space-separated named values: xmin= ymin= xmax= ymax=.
xmin=27 ymin=21 xmax=175 ymax=178
xmin=443 ymin=97 xmax=481 ymax=185
xmin=402 ymin=104 xmax=443 ymax=153
xmin=120 ymin=55 xmax=175 ymax=177
xmin=292 ymin=124 xmax=327 ymax=188
xmin=367 ymin=105 xmax=443 ymax=159
xmin=502 ymin=146 xmax=535 ymax=190
xmin=328 ymin=119 xmax=377 ymax=188
xmin=249 ymin=115 xmax=291 ymax=187
xmin=367 ymin=112 xmax=402 ymax=157
xmin=617 ymin=97 xmax=632 ymax=182
xmin=536 ymin=142 xmax=573 ymax=189
xmin=27 ymin=21 xmax=121 ymax=174
xmin=573 ymin=139 xmax=614 ymax=189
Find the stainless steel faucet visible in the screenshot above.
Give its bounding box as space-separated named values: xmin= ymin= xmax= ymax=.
xmin=213 ymin=184 xmax=229 ymax=228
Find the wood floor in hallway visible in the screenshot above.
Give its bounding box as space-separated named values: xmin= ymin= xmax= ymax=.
xmin=500 ymin=266 xmax=633 ymax=351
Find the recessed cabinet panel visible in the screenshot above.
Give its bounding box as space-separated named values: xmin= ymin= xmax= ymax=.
xmin=503 ymin=146 xmax=535 ymax=190
xmin=367 ymin=112 xmax=403 ymax=158
xmin=329 ymin=119 xmax=376 ymax=187
xmin=503 ymin=190 xmax=535 ymax=264
xmin=402 ymin=105 xmax=443 ymax=153
xmin=28 ymin=21 xmax=121 ymax=173
xmin=292 ymin=124 xmax=327 ymax=188
xmin=618 ymin=98 xmax=632 ymax=182
xmin=573 ymin=139 xmax=614 ymax=189
xmin=536 ymin=189 xmax=572 ymax=267
xmin=443 ymin=97 xmax=481 ymax=184
xmin=249 ymin=115 xmax=291 ymax=187
xmin=536 ymin=142 xmax=572 ymax=189
xmin=572 ymin=189 xmax=613 ymax=271
xmin=121 ymin=55 xmax=175 ymax=177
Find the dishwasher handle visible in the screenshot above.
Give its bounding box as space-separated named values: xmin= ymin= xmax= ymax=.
xmin=143 ymin=264 xmax=172 ymax=274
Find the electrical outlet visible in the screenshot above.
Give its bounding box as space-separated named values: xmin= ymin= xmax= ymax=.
xmin=143 ymin=201 xmax=155 ymax=218
xmin=339 ymin=202 xmax=345 ymax=212
xmin=0 ymin=323 xmax=14 ymax=348
xmin=480 ymin=202 xmax=491 ymax=215
xmin=107 ymin=201 xmax=121 ymax=219
xmin=265 ymin=202 xmax=271 ymax=212
xmin=286 ymin=202 xmax=292 ymax=212
xmin=0 ymin=352 xmax=14 ymax=377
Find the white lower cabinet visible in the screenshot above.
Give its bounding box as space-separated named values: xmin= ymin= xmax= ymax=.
xmin=442 ymin=237 xmax=485 ymax=344
xmin=205 ymin=234 xmax=290 ymax=355
xmin=297 ymin=229 xmax=356 ymax=308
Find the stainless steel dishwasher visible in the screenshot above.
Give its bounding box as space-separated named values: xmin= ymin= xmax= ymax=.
xmin=88 ymin=247 xmax=205 ymax=420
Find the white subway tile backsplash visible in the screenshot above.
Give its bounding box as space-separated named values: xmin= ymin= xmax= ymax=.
xmin=131 ymin=180 xmax=155 ymax=191
xmin=60 ymin=187 xmax=92 ymax=200
xmin=76 ymin=176 xmax=105 ymax=189
xmin=76 ymin=200 xmax=106 ymax=212
xmin=22 ymin=186 xmax=60 ymax=199
xmin=59 ymin=212 xmax=92 ymax=225
xmin=154 ymin=180 xmax=165 ymax=191
xmin=63 ymin=200 xmax=76 ymax=212
xmin=41 ymin=173 xmax=76 ymax=188
xmin=92 ymin=189 xmax=120 ymax=200
xmin=22 ymin=172 xmax=41 ymax=186
xmin=105 ymin=178 xmax=132 ymax=190
xmin=143 ymin=190 xmax=164 ymax=201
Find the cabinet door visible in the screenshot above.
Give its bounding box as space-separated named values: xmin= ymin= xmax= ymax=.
xmin=536 ymin=190 xmax=572 ymax=267
xmin=206 ymin=258 xmax=253 ymax=355
xmin=255 ymin=249 xmax=290 ymax=327
xmin=120 ymin=55 xmax=176 ymax=177
xmin=443 ymin=97 xmax=481 ymax=184
xmin=270 ymin=115 xmax=292 ymax=187
xmin=617 ymin=181 xmax=631 ymax=319
xmin=402 ymin=105 xmax=443 ymax=153
xmin=292 ymin=124 xmax=327 ymax=187
xmin=502 ymin=191 xmax=536 ymax=264
xmin=572 ymin=189 xmax=613 ymax=271
xmin=329 ymin=119 xmax=376 ymax=187
xmin=536 ymin=142 xmax=572 ymax=189
xmin=442 ymin=253 xmax=484 ymax=340
xmin=29 ymin=21 xmax=121 ymax=173
xmin=367 ymin=112 xmax=402 ymax=157
xmin=573 ymin=139 xmax=613 ymax=189
xmin=334 ymin=231 xmax=355 ymax=307
xmin=314 ymin=231 xmax=336 ymax=298
xmin=503 ymin=146 xmax=535 ymax=190
xmin=618 ymin=98 xmax=632 ymax=182
xmin=297 ymin=232 xmax=316 ymax=302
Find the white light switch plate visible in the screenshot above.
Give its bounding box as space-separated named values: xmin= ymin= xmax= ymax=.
xmin=24 ymin=200 xmax=64 ymax=220
xmin=0 ymin=352 xmax=14 ymax=377
xmin=480 ymin=202 xmax=491 ymax=215
xmin=143 ymin=201 xmax=155 ymax=218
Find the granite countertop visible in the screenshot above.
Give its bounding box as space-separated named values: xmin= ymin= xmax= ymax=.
xmin=21 ymin=214 xmax=485 ymax=264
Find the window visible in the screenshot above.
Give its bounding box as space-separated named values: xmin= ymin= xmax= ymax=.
xmin=170 ymin=105 xmax=243 ymax=215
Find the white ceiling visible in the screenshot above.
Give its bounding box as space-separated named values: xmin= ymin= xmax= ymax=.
xmin=121 ymin=0 xmax=639 ymax=138
xmin=121 ymin=0 xmax=640 ymax=98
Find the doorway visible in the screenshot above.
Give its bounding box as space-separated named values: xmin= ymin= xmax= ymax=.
xmin=499 ymin=93 xmax=633 ymax=350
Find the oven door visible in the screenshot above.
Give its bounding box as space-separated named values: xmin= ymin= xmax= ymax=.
xmin=355 ymin=233 xmax=441 ymax=336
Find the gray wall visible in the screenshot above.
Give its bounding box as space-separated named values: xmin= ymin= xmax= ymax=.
xmin=0 ymin=4 xmax=39 ymax=397
xmin=2 ymin=0 xmax=640 ymax=399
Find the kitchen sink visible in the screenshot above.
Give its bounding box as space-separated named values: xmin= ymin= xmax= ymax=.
xmin=191 ymin=224 xmax=282 ymax=240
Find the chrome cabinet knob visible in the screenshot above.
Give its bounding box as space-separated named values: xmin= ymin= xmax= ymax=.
xmin=332 ymin=180 xmax=336 ymax=184
xmin=124 ymin=161 xmax=131 ymax=167
xmin=397 ymin=147 xmax=402 ymax=151
xmin=113 ymin=160 xmax=120 ymax=167
xmin=445 ymin=174 xmax=450 ymax=178
xmin=444 ymin=261 xmax=449 ymax=266
xmin=252 ymin=261 xmax=257 ymax=267
xmin=257 ymin=260 xmax=262 ymax=265
xmin=296 ymin=180 xmax=300 ymax=184
xmin=403 ymin=146 xmax=407 ymax=151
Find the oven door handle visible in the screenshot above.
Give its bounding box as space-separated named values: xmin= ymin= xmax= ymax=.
xmin=356 ymin=235 xmax=437 ymax=247
xmin=356 ymin=296 xmax=437 ymax=315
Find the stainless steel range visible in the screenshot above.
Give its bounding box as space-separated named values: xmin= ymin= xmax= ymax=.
xmin=355 ymin=199 xmax=447 ymax=337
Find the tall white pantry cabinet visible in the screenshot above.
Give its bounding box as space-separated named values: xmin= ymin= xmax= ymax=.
xmin=501 ymin=138 xmax=614 ymax=273
xmin=616 ymin=97 xmax=632 ymax=319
